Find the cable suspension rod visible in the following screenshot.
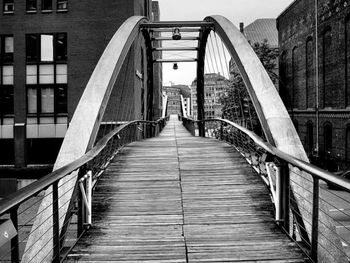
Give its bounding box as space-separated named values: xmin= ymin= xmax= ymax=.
xmin=205 ymin=53 xmax=213 ymax=73
xmin=214 ymin=33 xmax=226 ymax=78
xmin=209 ymin=33 xmax=221 ymax=74
xmin=221 ymin=38 xmax=230 ymax=77
xmin=206 ymin=38 xmax=216 ymax=73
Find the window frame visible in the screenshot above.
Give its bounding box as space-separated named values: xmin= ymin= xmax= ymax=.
xmin=41 ymin=0 xmax=52 ymax=12
xmin=3 ymin=0 xmax=14 ymax=14
xmin=26 ymin=0 xmax=37 ymax=13
xmin=0 ymin=35 xmax=14 ymax=124
xmin=57 ymin=0 xmax=68 ymax=12
xmin=26 ymin=33 xmax=68 ymax=123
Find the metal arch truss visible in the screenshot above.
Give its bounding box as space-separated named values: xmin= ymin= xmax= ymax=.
xmin=22 ymin=16 xmax=153 ymax=262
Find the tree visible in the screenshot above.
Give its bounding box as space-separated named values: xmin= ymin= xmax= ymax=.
xmin=220 ymin=39 xmax=278 ymax=134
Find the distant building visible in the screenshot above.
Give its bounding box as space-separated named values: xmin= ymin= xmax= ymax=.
xmin=240 ymin=18 xmax=278 ymax=48
xmin=0 ymin=1 xmax=161 ymax=177
xmin=277 ymin=0 xmax=350 ymax=170
xmin=163 ymin=84 xmax=191 ymax=115
xmin=233 ymin=18 xmax=279 ymax=89
xmin=191 ymin=73 xmax=229 ymax=120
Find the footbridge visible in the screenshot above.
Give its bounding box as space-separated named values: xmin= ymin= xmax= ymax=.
xmin=1 ymin=15 xmax=350 ymax=263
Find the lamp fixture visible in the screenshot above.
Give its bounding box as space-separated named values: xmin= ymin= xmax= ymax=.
xmin=173 ymin=63 xmax=178 ymax=70
xmin=172 ymin=27 xmax=181 ymax=40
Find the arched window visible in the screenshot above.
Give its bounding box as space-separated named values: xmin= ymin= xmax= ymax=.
xmin=306 ymin=37 xmax=315 ymax=108
xmin=324 ymin=123 xmax=332 ymax=154
xmin=323 ymin=28 xmax=332 ymax=107
xmin=293 ymin=119 xmax=299 ymax=133
xmin=292 ymin=47 xmax=298 ymax=109
xmin=345 ymin=16 xmax=350 ymax=106
xmin=346 ymin=126 xmax=350 ymax=162
xmin=306 ymin=121 xmax=314 ymax=154
xmin=280 ymin=51 xmax=290 ymax=108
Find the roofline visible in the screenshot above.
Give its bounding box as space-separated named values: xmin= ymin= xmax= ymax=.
xmin=277 ymin=0 xmax=300 ymax=22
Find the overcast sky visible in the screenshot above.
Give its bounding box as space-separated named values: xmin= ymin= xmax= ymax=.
xmin=157 ymin=0 xmax=295 ymax=86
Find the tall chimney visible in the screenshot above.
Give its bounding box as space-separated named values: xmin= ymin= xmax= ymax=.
xmin=239 ymin=22 xmax=244 ymax=34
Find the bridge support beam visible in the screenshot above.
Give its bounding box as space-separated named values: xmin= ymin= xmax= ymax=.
xmin=22 ymin=16 xmax=149 ymax=263
xmin=196 ymin=28 xmax=211 ymax=137
xmin=205 ymin=15 xmax=347 ymax=263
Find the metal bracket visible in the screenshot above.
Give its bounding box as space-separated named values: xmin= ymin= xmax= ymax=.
xmin=79 ymin=171 xmax=92 ymax=227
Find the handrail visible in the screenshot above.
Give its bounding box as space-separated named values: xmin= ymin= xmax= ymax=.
xmin=0 ymin=117 xmax=168 ymax=262
xmin=0 ymin=119 xmax=163 ymax=215
xmin=199 ymin=118 xmax=350 ymax=191
xmin=181 ymin=116 xmax=349 ymax=262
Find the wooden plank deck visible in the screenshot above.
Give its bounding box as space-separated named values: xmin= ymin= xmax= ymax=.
xmin=65 ymin=115 xmax=309 ymax=263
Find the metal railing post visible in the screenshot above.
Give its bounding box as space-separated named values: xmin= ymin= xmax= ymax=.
xmin=281 ymin=161 xmax=290 ymax=232
xmin=275 ymin=164 xmax=283 ymax=224
xmin=10 ymin=206 xmax=19 ymax=263
xmin=86 ymin=171 xmax=92 ymax=226
xmin=220 ymin=121 xmax=223 ymax=140
xmin=198 ymin=120 xmax=205 ymax=137
xmin=52 ymin=182 xmax=60 ymax=263
xmin=311 ymin=178 xmax=319 ymax=262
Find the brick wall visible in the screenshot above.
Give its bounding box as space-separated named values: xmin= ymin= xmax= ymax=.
xmin=0 ymin=0 xmax=152 ymax=168
xmin=277 ymin=0 xmax=350 ymax=167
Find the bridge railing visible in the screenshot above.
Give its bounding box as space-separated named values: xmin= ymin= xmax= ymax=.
xmin=180 ymin=116 xmax=350 ymax=263
xmin=0 ymin=117 xmax=168 ymax=263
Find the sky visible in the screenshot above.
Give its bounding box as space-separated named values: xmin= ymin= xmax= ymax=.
xmin=157 ymin=0 xmax=295 ymax=86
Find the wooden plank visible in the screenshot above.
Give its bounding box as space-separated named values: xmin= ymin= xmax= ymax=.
xmin=65 ymin=115 xmax=308 ymax=262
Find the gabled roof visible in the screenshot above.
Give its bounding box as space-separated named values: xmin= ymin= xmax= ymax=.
xmin=244 ymin=18 xmax=278 ymax=48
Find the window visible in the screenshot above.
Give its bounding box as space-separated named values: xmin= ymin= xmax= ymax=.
xmin=324 ymin=123 xmax=332 ymax=154
xmin=3 ymin=0 xmax=14 ymax=14
xmin=306 ymin=121 xmax=313 ymax=154
xmin=56 ymin=33 xmax=67 ymax=60
xmin=26 ymin=33 xmax=67 ymax=118
xmin=0 ymin=35 xmax=14 ymax=121
xmin=40 ymin=34 xmax=54 ymax=62
xmin=57 ymin=0 xmax=67 ymax=11
xmin=279 ymin=51 xmax=290 ymax=108
xmin=346 ymin=17 xmax=350 ymax=106
xmin=346 ymin=126 xmax=350 ymax=162
xmin=323 ymin=28 xmax=332 ymax=107
xmin=292 ymin=47 xmax=298 ymax=109
xmin=42 ymin=0 xmax=52 ymax=11
xmin=306 ymin=38 xmax=315 ymax=108
xmin=26 ymin=0 xmax=37 ymax=12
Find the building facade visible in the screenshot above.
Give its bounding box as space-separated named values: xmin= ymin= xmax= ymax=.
xmin=163 ymin=84 xmax=190 ymax=115
xmin=277 ymin=0 xmax=350 ymax=170
xmin=191 ymin=73 xmax=229 ymax=120
xmin=0 ymin=0 xmax=161 ymax=174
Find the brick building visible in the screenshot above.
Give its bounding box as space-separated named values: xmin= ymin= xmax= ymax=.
xmin=277 ymin=0 xmax=350 ymax=169
xmin=191 ymin=73 xmax=229 ymax=120
xmin=0 ymin=0 xmax=161 ymax=175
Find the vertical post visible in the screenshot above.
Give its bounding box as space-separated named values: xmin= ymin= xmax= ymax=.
xmin=10 ymin=207 xmax=19 ymax=263
xmin=275 ymin=164 xmax=282 ymax=223
xmin=196 ymin=28 xmax=211 ymax=137
xmin=311 ymin=178 xmax=319 ymax=262
xmin=77 ymin=167 xmax=85 ymax=237
xmin=52 ymin=182 xmax=60 ymax=263
xmin=281 ymin=161 xmax=290 ymax=232
xmin=220 ymin=121 xmax=223 ymax=140
xmin=86 ymin=171 xmax=92 ymax=226
xmin=77 ymin=188 xmax=84 ymax=237
xmin=315 ymin=0 xmax=320 ymax=153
